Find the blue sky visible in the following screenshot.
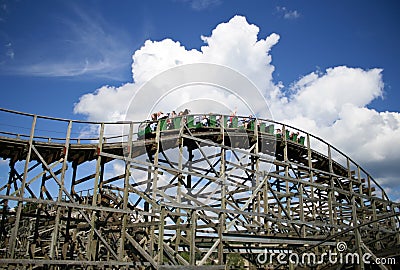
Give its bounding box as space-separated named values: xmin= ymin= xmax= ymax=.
xmin=0 ymin=0 xmax=400 ymax=200
xmin=1 ymin=0 xmax=399 ymax=117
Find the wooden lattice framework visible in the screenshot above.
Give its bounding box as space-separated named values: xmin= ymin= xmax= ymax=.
xmin=0 ymin=108 xmax=399 ymax=269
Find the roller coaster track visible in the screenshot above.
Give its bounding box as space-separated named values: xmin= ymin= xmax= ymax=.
xmin=0 ymin=108 xmax=399 ymax=269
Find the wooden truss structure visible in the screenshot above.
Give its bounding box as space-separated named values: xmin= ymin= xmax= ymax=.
xmin=0 ymin=108 xmax=399 ymax=269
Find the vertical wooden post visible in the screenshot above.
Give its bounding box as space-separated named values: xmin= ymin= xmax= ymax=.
xmin=254 ymin=118 xmax=260 ymax=224
xmin=327 ymin=145 xmax=335 ymax=235
xmin=1 ymin=160 xmax=15 ymax=242
xmin=87 ymin=123 xmax=104 ymax=261
xmin=282 ymin=125 xmax=291 ymax=218
xmin=158 ymin=206 xmax=166 ymax=265
xmin=189 ymin=209 xmax=197 ymax=265
xmin=352 ymin=195 xmax=365 ymax=270
xmin=50 ymin=120 xmax=72 ymax=259
xmin=65 ymin=160 xmax=78 ymax=259
xmin=307 ymin=134 xmax=315 ymax=220
xmin=31 ymin=164 xmax=47 ymax=259
xmin=9 ymin=115 xmax=36 ymax=258
xmin=263 ymin=173 xmax=270 ymax=234
xmin=149 ymin=120 xmax=161 ymax=257
xmin=218 ymin=115 xmax=226 ymax=265
xmin=175 ymin=136 xmax=184 ymax=253
xmin=299 ymin=181 xmax=305 ymax=237
xmin=118 ymin=122 xmax=133 ymax=260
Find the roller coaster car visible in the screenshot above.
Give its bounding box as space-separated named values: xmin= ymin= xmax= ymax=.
xmin=137 ymin=115 xmax=306 ymax=146
xmin=137 ymin=121 xmax=154 ymax=140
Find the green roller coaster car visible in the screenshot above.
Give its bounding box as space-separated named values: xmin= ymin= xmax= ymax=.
xmin=137 ymin=121 xmax=153 ymax=139
xmin=137 ymin=115 xmax=305 ymax=145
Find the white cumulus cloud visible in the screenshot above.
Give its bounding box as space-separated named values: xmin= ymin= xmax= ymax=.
xmin=75 ymin=16 xmax=280 ymax=120
xmin=280 ymin=66 xmax=383 ymax=126
xmin=74 ymin=15 xmax=400 ymax=201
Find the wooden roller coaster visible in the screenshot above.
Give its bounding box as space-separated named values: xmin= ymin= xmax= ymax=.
xmin=0 ymin=108 xmax=399 ymax=269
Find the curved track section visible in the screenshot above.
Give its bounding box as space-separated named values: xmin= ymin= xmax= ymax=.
xmin=0 ymin=108 xmax=399 ymax=269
